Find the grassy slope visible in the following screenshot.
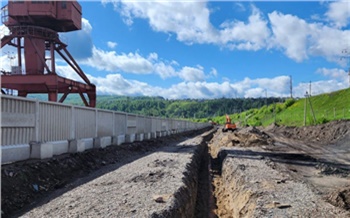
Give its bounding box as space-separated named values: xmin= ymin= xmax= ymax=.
xmin=206 ymin=88 xmax=350 ymax=127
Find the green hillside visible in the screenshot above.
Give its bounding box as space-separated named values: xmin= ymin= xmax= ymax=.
xmin=28 ymin=94 xmax=282 ymax=119
xmin=206 ymin=88 xmax=350 ymax=127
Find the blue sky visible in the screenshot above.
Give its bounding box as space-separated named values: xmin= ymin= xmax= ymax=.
xmin=1 ymin=0 xmax=350 ymax=99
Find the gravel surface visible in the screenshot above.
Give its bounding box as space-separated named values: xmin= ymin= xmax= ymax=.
xmin=18 ymin=131 xmax=212 ymax=218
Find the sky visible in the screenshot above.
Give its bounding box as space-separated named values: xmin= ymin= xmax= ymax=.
xmin=1 ymin=0 xmax=350 ymax=99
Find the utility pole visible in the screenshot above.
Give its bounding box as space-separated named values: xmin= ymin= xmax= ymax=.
xmin=309 ymin=81 xmax=312 ymax=96
xmin=304 ymin=91 xmax=316 ymax=126
xmin=290 ymin=75 xmax=293 ymax=98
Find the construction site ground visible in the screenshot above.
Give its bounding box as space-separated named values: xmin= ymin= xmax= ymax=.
xmin=1 ymin=120 xmax=350 ymax=217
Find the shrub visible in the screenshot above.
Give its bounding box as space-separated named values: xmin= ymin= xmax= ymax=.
xmin=284 ymin=98 xmax=296 ymax=109
xmin=317 ymin=117 xmax=329 ymax=124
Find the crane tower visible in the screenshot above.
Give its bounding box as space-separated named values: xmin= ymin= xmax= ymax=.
xmin=1 ymin=1 xmax=96 ymax=107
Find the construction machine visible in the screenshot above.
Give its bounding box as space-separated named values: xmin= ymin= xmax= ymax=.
xmin=222 ymin=114 xmax=237 ymax=132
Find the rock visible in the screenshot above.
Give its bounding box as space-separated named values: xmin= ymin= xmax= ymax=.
xmin=153 ymin=194 xmax=172 ymax=203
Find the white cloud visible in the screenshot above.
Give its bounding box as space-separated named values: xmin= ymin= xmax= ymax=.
xmin=84 ymin=46 xmax=212 ymax=82
xmin=0 ymin=25 xmax=9 ymax=39
xmin=179 ymin=66 xmax=206 ymax=82
xmin=91 ymin=74 xmax=163 ymax=96
xmin=268 ymin=11 xmax=350 ymax=63
xmin=106 ymin=1 xmax=270 ymax=50
xmin=107 ymin=41 xmax=118 ymax=49
xmin=85 ymin=47 xmax=153 ymax=74
xmin=325 ymin=0 xmax=350 ymax=28
xmin=268 ymin=11 xmax=310 ymax=62
xmin=293 ymin=79 xmax=347 ymax=97
xmin=76 ymin=71 xmax=304 ymax=99
xmin=209 ymin=68 xmax=218 ymax=77
xmin=153 ymin=62 xmax=177 ymax=79
xmin=111 ymin=1 xmax=217 ymax=44
xmin=220 ymin=5 xmax=270 ymax=51
xmin=0 ymin=55 xmax=11 ymax=71
xmin=104 ymin=1 xmax=349 ymax=65
xmin=317 ymin=67 xmax=348 ymax=80
xmin=56 ymin=65 xmax=84 ymax=82
xmin=52 ymin=65 xmax=350 ymax=99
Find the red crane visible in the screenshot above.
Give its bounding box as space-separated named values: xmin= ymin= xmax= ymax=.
xmin=1 ymin=1 xmax=96 ymax=107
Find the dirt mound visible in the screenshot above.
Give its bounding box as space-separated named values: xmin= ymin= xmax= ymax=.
xmin=208 ymin=126 xmax=273 ymax=158
xmin=269 ymin=120 xmax=350 ymax=144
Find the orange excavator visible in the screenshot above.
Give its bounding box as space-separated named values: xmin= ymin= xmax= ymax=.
xmin=222 ymin=114 xmax=237 ymax=132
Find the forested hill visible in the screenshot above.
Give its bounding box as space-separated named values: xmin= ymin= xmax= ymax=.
xmin=27 ymin=94 xmax=285 ymax=119
xmin=57 ymin=95 xmax=285 ymax=119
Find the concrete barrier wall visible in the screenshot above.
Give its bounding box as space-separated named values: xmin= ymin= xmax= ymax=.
xmin=97 ymin=109 xmax=114 ymax=137
xmin=74 ymin=106 xmax=96 ymax=139
xmin=114 ymin=112 xmax=127 ymax=135
xmin=39 ymin=102 xmax=71 ymax=142
xmin=1 ymin=95 xmax=210 ymax=164
xmin=1 ymin=96 xmax=36 ymax=145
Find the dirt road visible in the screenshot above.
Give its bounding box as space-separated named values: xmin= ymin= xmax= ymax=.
xmin=1 ymin=121 xmax=350 ymax=217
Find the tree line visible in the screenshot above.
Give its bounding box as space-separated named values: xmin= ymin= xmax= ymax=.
xmin=28 ymin=94 xmax=286 ymax=119
xmin=93 ymin=95 xmax=285 ymax=119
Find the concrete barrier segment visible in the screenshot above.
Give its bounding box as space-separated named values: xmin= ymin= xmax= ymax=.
xmin=51 ymin=140 xmax=69 ymax=156
xmin=30 ymin=141 xmax=53 ymax=160
xmin=144 ymin=133 xmax=151 ymax=140
xmin=1 ymin=144 xmax=30 ymax=164
xmin=93 ymin=136 xmax=112 ymax=149
xmin=151 ymin=132 xmax=157 ymax=139
xmin=125 ymin=134 xmax=136 ymax=143
xmin=135 ymin=133 xmax=144 ymax=142
xmin=112 ymin=135 xmax=125 ymax=145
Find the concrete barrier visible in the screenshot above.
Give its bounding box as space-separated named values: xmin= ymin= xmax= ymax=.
xmin=30 ymin=142 xmax=53 ymax=160
xmin=94 ymin=136 xmax=112 ymax=149
xmin=144 ymin=133 xmax=151 ymax=140
xmin=68 ymin=139 xmax=85 ymax=153
xmin=113 ymin=135 xmax=125 ymax=145
xmin=1 ymin=144 xmax=30 ymax=164
xmin=151 ymin=132 xmax=157 ymax=139
xmin=135 ymin=133 xmax=144 ymax=142
xmin=125 ymin=134 xmax=136 ymax=143
xmin=52 ymin=140 xmax=69 ymax=156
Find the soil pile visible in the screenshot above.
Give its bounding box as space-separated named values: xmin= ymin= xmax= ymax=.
xmin=266 ymin=120 xmax=350 ymax=144
xmin=209 ymin=126 xmax=273 ymax=158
